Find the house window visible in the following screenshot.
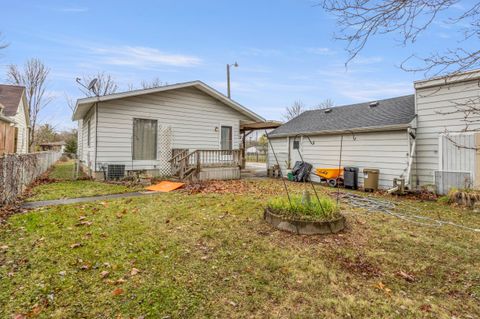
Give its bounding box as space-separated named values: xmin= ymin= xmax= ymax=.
xmin=293 ymin=141 xmax=300 ymax=150
xmin=220 ymin=126 xmax=233 ymax=150
xmin=133 ymin=118 xmax=157 ymax=160
xmin=87 ymin=120 xmax=91 ymax=147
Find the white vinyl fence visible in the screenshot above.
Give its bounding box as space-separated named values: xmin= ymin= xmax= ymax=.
xmin=0 ymin=152 xmax=62 ymax=205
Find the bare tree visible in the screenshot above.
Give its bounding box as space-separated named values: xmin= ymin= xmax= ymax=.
xmin=313 ymin=98 xmax=335 ymax=110
xmin=141 ymin=77 xmax=166 ymax=89
xmin=320 ymin=0 xmax=480 ymax=75
xmin=78 ymin=72 xmax=118 ymax=97
xmin=283 ymin=100 xmax=307 ymax=120
xmin=0 ymin=32 xmax=8 ymax=51
xmin=7 ymin=58 xmax=52 ymax=149
xmin=65 ymin=94 xmax=76 ymax=113
xmin=320 ymin=1 xmax=480 ymax=151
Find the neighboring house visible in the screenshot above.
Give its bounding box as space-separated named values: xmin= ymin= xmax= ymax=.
xmin=38 ymin=141 xmax=66 ymax=153
xmin=413 ymin=70 xmax=480 ymax=192
xmin=246 ymin=146 xmax=258 ymax=154
xmin=268 ymin=95 xmax=415 ymax=189
xmin=73 ymin=81 xmax=264 ymax=180
xmin=268 ymin=69 xmax=480 ymax=193
xmin=0 ymin=84 xmax=30 ymax=154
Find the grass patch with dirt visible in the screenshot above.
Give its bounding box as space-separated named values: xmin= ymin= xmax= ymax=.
xmin=47 ymin=160 xmax=79 ymax=180
xmin=25 ymin=160 xmax=144 ymax=202
xmin=1 ymin=180 xmax=479 ymax=318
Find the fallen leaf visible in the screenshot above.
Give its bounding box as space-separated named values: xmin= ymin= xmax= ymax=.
xmin=115 ymin=278 xmax=127 ymax=284
xmin=112 ymin=288 xmax=124 ymax=296
xmin=375 ymin=282 xmax=385 ymax=290
xmin=101 ymin=271 xmax=110 ymax=278
xmin=130 ymin=268 xmax=140 ymax=276
xmin=13 ymin=314 xmax=26 ymax=319
xmin=397 ymin=270 xmax=416 ymax=282
xmin=0 ymin=245 xmax=8 ymax=250
xmin=30 ymin=304 xmax=42 ymax=315
xmin=78 ymin=216 xmax=86 ymax=220
xmin=76 ymin=221 xmax=93 ymax=227
xmin=419 ymin=304 xmax=432 ymax=312
xmin=70 ymin=243 xmax=82 ymax=249
xmin=59 ymin=271 xmax=66 ymax=276
xmin=80 ymin=264 xmax=90 ymax=270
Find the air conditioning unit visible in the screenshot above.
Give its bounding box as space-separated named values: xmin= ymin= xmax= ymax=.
xmin=107 ymin=164 xmax=125 ymax=180
xmin=434 ymin=171 xmax=471 ymax=195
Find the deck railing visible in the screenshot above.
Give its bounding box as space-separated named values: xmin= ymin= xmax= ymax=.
xmin=169 ymin=149 xmax=241 ymax=179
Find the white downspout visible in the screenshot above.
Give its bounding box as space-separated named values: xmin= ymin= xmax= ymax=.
xmin=405 ymin=139 xmax=416 ymax=187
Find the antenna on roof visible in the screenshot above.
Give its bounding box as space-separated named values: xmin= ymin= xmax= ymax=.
xmin=76 ymin=77 xmax=99 ymax=96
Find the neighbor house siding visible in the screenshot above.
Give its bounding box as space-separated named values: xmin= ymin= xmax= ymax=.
xmin=95 ymin=87 xmax=250 ymax=172
xmin=268 ymin=130 xmax=410 ymax=189
xmin=10 ymin=98 xmax=28 ymax=153
xmin=414 ymin=76 xmax=480 ymax=187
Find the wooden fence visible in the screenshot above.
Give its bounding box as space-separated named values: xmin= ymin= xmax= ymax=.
xmin=0 ymin=121 xmax=16 ymax=155
xmin=0 ymin=152 xmax=62 ymax=205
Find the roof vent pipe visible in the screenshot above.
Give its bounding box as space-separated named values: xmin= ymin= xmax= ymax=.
xmin=369 ymin=101 xmax=379 ymax=107
xmin=324 ymin=108 xmax=332 ymax=113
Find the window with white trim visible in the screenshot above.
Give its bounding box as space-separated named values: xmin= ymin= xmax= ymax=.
xmin=220 ymin=126 xmax=233 ymax=150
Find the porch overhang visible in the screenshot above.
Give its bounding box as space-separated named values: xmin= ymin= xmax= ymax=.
xmin=240 ymin=120 xmax=282 ymax=132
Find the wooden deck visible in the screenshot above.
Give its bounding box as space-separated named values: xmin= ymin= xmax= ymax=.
xmin=169 ymin=149 xmax=242 ymax=181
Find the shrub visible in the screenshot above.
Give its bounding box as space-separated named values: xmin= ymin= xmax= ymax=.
xmin=64 ymin=138 xmax=77 ymax=155
xmin=267 ymin=194 xmax=340 ymax=221
xmin=446 ymin=188 xmax=480 ymax=208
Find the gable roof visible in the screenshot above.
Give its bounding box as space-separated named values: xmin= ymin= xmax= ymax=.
xmin=72 ymin=81 xmax=265 ymax=122
xmin=0 ymin=84 xmax=25 ymax=116
xmin=270 ymin=95 xmax=415 ymax=137
xmin=0 ymin=102 xmax=15 ymax=124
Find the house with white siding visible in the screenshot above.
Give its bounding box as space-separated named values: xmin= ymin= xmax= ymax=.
xmin=268 ymin=95 xmax=416 ymax=190
xmin=72 ymin=81 xmax=265 ymax=180
xmin=268 ymin=69 xmax=480 ymax=193
xmin=0 ymin=84 xmax=30 ymax=154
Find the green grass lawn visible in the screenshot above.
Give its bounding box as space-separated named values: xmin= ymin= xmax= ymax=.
xmin=47 ymin=160 xmax=79 ymax=180
xmin=26 ymin=160 xmax=144 ymax=202
xmin=26 ymin=180 xmax=143 ymax=202
xmin=2 ymin=180 xmax=479 ymax=318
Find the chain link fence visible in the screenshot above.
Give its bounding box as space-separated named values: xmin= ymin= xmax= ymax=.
xmin=0 ymin=152 xmax=62 ymax=205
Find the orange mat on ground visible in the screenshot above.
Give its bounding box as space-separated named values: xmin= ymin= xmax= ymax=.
xmin=145 ymin=181 xmax=185 ymax=192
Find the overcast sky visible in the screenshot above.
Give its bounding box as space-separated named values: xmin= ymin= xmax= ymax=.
xmin=1 ymin=0 xmax=474 ymax=130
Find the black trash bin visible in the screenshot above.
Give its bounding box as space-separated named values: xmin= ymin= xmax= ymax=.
xmin=344 ymin=167 xmax=359 ymax=190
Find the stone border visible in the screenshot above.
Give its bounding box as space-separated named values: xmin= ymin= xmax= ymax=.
xmin=264 ymin=208 xmax=346 ymax=235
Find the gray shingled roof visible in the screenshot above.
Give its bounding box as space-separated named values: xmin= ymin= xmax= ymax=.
xmin=270 ymin=95 xmax=415 ymax=137
xmin=0 ymin=84 xmax=25 ymax=116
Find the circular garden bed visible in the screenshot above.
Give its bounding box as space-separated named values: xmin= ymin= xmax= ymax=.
xmin=264 ymin=208 xmax=346 ymax=235
xmin=264 ymin=193 xmax=346 ymax=235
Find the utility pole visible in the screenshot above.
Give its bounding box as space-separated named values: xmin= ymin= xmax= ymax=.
xmin=226 ymin=62 xmax=238 ymax=98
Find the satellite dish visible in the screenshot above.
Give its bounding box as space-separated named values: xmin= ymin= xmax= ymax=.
xmin=87 ymin=78 xmax=98 ymax=91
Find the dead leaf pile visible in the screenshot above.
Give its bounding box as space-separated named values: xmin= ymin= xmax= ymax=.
xmin=339 ymin=254 xmax=382 ymax=279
